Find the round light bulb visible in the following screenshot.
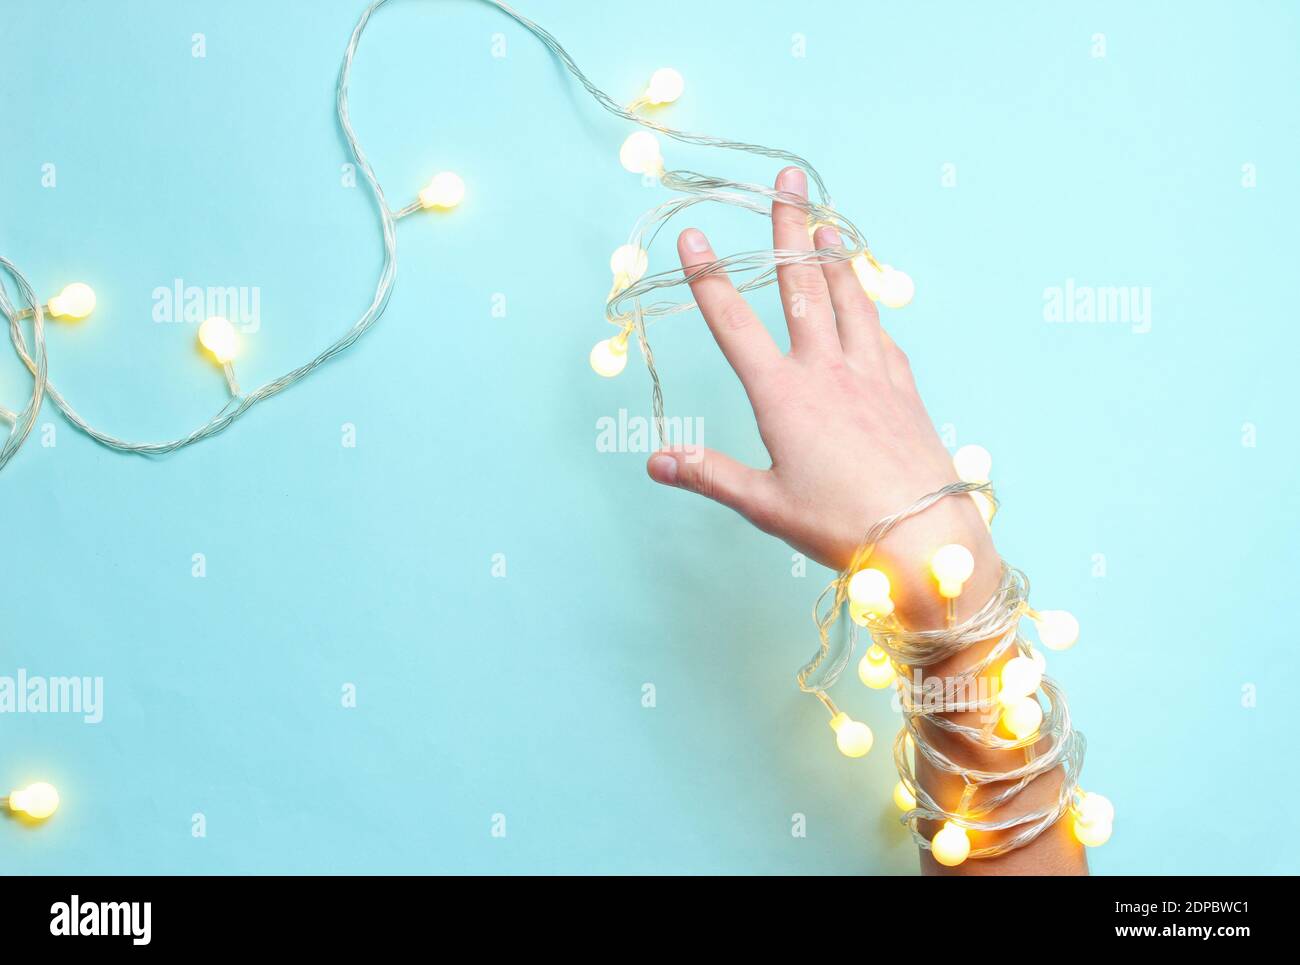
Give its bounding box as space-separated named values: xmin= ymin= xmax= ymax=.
xmin=589 ymin=336 xmax=629 ymax=378
xmin=851 ymin=255 xmax=883 ymax=299
xmin=1035 ymin=610 xmax=1079 ymax=651
xmin=46 ymin=282 xmax=96 ymax=320
xmin=892 ymin=780 xmax=916 ymax=812
xmin=198 ymin=316 xmax=239 ymax=364
xmin=645 ymin=67 xmax=685 ymax=105
xmin=931 ymin=822 xmax=970 ymax=867
xmin=619 ymin=131 xmax=663 ymax=175
xmin=1028 ymin=645 xmax=1047 ymax=676
xmin=8 ymin=782 xmax=59 ymax=820
xmin=930 ymin=543 xmax=975 ymax=598
xmin=1074 ymin=815 xmax=1113 ymax=847
xmin=952 ymin=444 xmax=992 ymax=484
xmin=418 ymin=171 xmax=465 ymax=209
xmin=858 ymin=644 xmax=896 ymax=690
xmin=1001 ymin=695 xmax=1043 ymax=740
xmin=877 ymin=266 xmax=915 ymax=309
xmin=998 ymin=656 xmax=1043 ymax=704
xmin=609 ymin=244 xmax=648 ymax=284
xmin=848 ymin=601 xmax=874 ymax=627
xmin=1076 ymin=791 xmax=1114 ymax=827
xmin=970 ymin=490 xmax=996 ymax=529
xmin=846 ymin=567 xmax=893 ymax=617
xmin=829 ymin=712 xmax=873 ymax=758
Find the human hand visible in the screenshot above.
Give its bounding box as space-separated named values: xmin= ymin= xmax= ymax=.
xmin=646 ymin=166 xmax=998 ymax=627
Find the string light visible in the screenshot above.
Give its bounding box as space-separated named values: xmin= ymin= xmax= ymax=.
xmin=1033 ymin=609 xmax=1080 ymax=651
xmin=931 ymin=822 xmax=971 ymax=867
xmin=858 ymin=644 xmax=896 ymax=689
xmin=198 ymin=316 xmax=241 ymax=397
xmin=998 ymin=655 xmax=1043 ymax=703
xmin=829 ymin=711 xmax=873 ymax=758
xmin=930 ymin=543 xmax=975 ymax=599
xmin=1000 ymin=695 xmax=1043 ymax=740
xmin=1072 ymin=790 xmax=1115 ymax=847
xmin=418 ymin=171 xmax=466 ymax=209
xmin=589 ymin=332 xmax=630 ymax=378
xmin=6 ymin=782 xmax=59 ymax=820
xmin=619 ymin=130 xmax=664 ymax=176
xmin=893 ymin=780 xmax=917 ymax=812
xmin=876 ymin=265 xmax=915 ymax=309
xmin=952 ymin=444 xmax=991 ymax=484
xmin=847 ymin=567 xmax=893 ymax=617
xmin=796 ymin=479 xmax=1106 ymax=864
xmin=0 ymin=1 xmax=1101 ymax=866
xmin=47 ymin=283 xmax=97 ymax=320
xmin=644 ymin=67 xmax=685 ymax=105
xmin=609 ymin=245 xmax=649 ymax=287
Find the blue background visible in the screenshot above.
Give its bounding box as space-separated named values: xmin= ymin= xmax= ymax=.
xmin=2 ymin=0 xmax=1296 ymax=874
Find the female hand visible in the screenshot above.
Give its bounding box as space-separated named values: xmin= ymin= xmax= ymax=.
xmin=646 ymin=166 xmax=998 ymax=625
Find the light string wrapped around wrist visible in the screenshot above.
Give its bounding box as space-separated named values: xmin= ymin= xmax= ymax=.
xmin=802 ymin=458 xmax=1112 ymax=865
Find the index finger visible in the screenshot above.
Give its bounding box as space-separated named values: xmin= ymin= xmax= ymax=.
xmin=678 ymin=227 xmax=782 ymax=395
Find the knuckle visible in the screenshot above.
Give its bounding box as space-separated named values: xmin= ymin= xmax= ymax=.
xmin=717 ymin=301 xmax=753 ymax=334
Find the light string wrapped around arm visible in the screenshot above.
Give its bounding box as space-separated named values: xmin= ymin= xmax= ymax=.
xmin=803 ymin=480 xmax=1090 ymax=861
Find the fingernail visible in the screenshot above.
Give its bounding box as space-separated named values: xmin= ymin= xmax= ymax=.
xmin=648 ymin=453 xmax=679 ymax=484
xmin=778 ymin=166 xmax=808 ymax=198
xmin=683 ymin=228 xmax=710 ymax=253
xmin=813 ymin=226 xmax=841 ymax=248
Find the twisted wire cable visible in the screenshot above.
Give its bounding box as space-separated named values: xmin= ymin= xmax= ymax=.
xmin=0 ymin=0 xmax=885 ymax=471
xmin=803 ymin=481 xmax=1087 ymax=859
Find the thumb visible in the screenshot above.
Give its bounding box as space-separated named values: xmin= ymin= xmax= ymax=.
xmin=646 ymin=447 xmax=772 ymax=523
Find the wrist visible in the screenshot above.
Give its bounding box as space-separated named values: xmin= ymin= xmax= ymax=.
xmin=865 ymin=492 xmax=1000 ymax=634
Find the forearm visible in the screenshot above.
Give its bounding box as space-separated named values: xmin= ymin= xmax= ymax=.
xmin=874 ymin=496 xmax=1088 ymax=876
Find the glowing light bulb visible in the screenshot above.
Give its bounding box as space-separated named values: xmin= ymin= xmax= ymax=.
xmin=8 ymin=782 xmax=59 ymax=820
xmin=848 ymin=601 xmax=874 ymax=627
xmin=930 ymin=544 xmax=975 ymax=598
xmin=893 ymin=780 xmax=916 ymax=812
xmin=198 ymin=316 xmax=239 ymax=364
xmin=609 ymin=244 xmax=648 ymax=284
xmin=952 ymin=444 xmax=991 ymax=484
xmin=846 ymin=567 xmax=893 ymax=617
xmin=1072 ymin=793 xmax=1115 ymax=848
xmin=858 ymin=644 xmax=896 ymax=690
xmin=851 ymin=255 xmax=883 ymax=299
xmin=1028 ymin=644 xmax=1047 ymax=676
xmin=619 ymin=131 xmax=663 ymax=175
xmin=1074 ymin=817 xmax=1112 ymax=847
xmin=877 ymin=266 xmax=915 ymax=309
xmin=998 ymin=656 xmax=1042 ymax=704
xmin=1000 ymin=695 xmax=1043 ymax=740
xmin=970 ymin=490 xmax=996 ymax=529
xmin=1035 ymin=610 xmax=1079 ymax=651
xmin=46 ymin=283 xmax=96 ymax=320
xmin=829 ymin=711 xmax=873 ymax=758
xmin=931 ymin=822 xmax=970 ymax=867
xmin=589 ymin=335 xmax=629 ymax=378
xmin=645 ymin=67 xmax=685 ymax=105
xmin=1076 ymin=791 xmax=1114 ymax=827
xmin=418 ymin=171 xmax=465 ymax=209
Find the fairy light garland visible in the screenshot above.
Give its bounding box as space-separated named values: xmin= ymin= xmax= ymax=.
xmin=0 ymin=0 xmax=1104 ymax=860
xmin=801 ymin=451 xmax=1112 ymax=866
